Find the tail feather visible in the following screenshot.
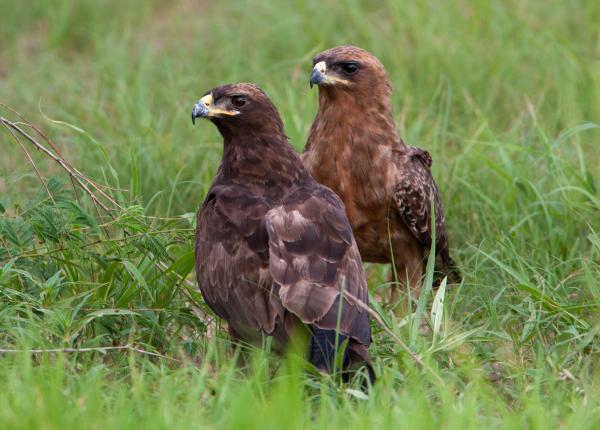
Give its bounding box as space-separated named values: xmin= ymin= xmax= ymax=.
xmin=435 ymin=254 xmax=462 ymax=286
xmin=308 ymin=327 xmax=376 ymax=387
xmin=308 ymin=327 xmax=348 ymax=374
xmin=345 ymin=343 xmax=376 ymax=386
xmin=445 ymin=257 xmax=462 ymax=284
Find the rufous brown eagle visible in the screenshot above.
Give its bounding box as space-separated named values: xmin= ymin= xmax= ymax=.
xmin=192 ymin=83 xmax=373 ymax=381
xmin=302 ymin=46 xmax=460 ymax=302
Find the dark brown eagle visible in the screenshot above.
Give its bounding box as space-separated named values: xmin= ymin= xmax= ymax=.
xmin=302 ymin=46 xmax=460 ymax=302
xmin=192 ymin=83 xmax=373 ymax=380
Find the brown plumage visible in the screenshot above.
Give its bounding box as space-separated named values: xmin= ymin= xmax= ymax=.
xmin=192 ymin=83 xmax=373 ymax=380
xmin=303 ymin=46 xmax=460 ymax=301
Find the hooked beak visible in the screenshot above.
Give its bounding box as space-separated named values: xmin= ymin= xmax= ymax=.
xmin=191 ymin=93 xmax=239 ymax=125
xmin=310 ymin=61 xmax=327 ymax=88
xmin=309 ymin=61 xmax=349 ymax=89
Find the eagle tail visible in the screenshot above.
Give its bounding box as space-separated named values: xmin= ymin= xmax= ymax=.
xmin=434 ymin=252 xmax=462 ymax=286
xmin=445 ymin=257 xmax=462 ymax=284
xmin=308 ymin=327 xmax=348 ymax=373
xmin=308 ymin=327 xmax=376 ymax=386
xmin=437 ymin=258 xmax=462 ymax=285
xmin=345 ymin=343 xmax=376 ymax=386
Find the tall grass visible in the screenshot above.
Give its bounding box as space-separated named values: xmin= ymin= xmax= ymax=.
xmin=1 ymin=0 xmax=599 ymax=428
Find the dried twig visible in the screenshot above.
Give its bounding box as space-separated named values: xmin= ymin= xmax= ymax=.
xmin=343 ymin=290 xmax=422 ymax=364
xmin=0 ymin=116 xmax=116 ymax=217
xmin=3 ymin=122 xmax=55 ymax=204
xmin=1 ymin=104 xmax=124 ymax=209
xmin=0 ymin=344 xmax=184 ymax=363
xmin=0 ymin=111 xmax=203 ymax=309
xmin=344 ymin=290 xmax=444 ymax=384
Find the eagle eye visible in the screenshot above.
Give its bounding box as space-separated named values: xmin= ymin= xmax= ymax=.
xmin=231 ymin=95 xmax=247 ymax=108
xmin=340 ymin=62 xmax=360 ymax=75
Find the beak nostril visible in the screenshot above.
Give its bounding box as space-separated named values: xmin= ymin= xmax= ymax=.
xmin=199 ymin=94 xmax=214 ymax=109
xmin=314 ymin=61 xmax=327 ymax=74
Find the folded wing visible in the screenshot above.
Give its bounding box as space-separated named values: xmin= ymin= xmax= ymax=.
xmin=394 ymin=147 xmax=452 ymax=264
xmin=265 ymin=186 xmax=371 ymax=347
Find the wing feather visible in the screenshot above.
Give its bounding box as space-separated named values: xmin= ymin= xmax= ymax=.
xmin=266 ymin=187 xmax=371 ymax=346
xmin=195 ymin=188 xmax=284 ymax=337
xmin=394 ymin=147 xmax=451 ymax=262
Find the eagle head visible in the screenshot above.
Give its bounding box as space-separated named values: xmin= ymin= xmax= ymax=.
xmin=309 ymin=45 xmax=390 ymax=96
xmin=191 ymin=83 xmax=284 ymax=136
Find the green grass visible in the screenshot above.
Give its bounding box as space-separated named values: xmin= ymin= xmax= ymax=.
xmin=1 ymin=0 xmax=600 ymax=428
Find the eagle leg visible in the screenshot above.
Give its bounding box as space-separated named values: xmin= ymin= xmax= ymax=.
xmin=389 ymin=259 xmax=424 ymax=314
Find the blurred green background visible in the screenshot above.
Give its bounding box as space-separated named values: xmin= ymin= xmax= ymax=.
xmin=1 ymin=1 xmax=600 ymax=428
xmin=2 ymin=0 xmax=598 ymax=214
